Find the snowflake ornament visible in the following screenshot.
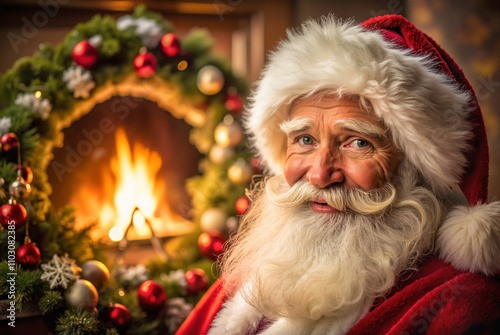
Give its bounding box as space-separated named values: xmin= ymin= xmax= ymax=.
xmin=40 ymin=254 xmax=82 ymax=289
xmin=62 ymin=66 xmax=96 ymax=99
xmin=14 ymin=92 xmax=52 ymax=120
xmin=116 ymin=15 xmax=163 ymax=48
xmin=0 ymin=116 xmax=12 ymax=136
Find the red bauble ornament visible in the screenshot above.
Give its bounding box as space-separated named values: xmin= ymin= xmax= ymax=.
xmin=185 ymin=268 xmax=209 ymax=295
xmin=1 ymin=133 xmax=19 ymax=152
xmin=224 ymin=93 xmax=244 ymax=114
xmin=16 ymin=165 xmax=33 ymax=184
xmin=235 ymin=196 xmax=250 ymax=215
xmin=138 ymin=280 xmax=166 ymax=313
xmin=73 ymin=41 xmax=99 ymax=69
xmin=109 ymin=303 xmax=131 ymax=329
xmin=134 ymin=52 xmax=157 ymax=78
xmin=198 ymin=231 xmax=227 ymax=261
xmin=0 ymin=202 xmax=27 ymax=229
xmin=16 ymin=242 xmax=41 ymax=269
xmin=161 ymin=33 xmax=181 ymax=57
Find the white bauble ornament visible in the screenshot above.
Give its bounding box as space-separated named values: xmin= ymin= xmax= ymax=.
xmin=200 ymin=208 xmax=227 ymax=232
xmin=209 ymin=145 xmax=235 ymax=164
xmin=197 ymin=65 xmax=224 ymax=95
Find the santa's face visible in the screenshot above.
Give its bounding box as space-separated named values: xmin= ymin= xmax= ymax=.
xmin=283 ymin=95 xmax=402 ymax=213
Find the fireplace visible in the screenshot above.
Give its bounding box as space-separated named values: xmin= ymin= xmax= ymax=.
xmin=47 ymin=96 xmax=203 ymax=242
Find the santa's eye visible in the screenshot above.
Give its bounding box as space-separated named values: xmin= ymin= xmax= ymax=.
xmin=350 ymin=139 xmax=370 ymax=148
xmin=298 ymin=136 xmax=314 ymax=145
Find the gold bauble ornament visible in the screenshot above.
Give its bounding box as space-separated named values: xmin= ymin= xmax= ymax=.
xmin=200 ymin=208 xmax=228 ymax=232
xmin=209 ymin=145 xmax=235 ymax=164
xmin=228 ymin=159 xmax=254 ymax=185
xmin=214 ymin=115 xmax=243 ymax=148
xmin=197 ymin=65 xmax=224 ymax=95
xmin=64 ymin=279 xmax=98 ymax=309
xmin=80 ymin=260 xmax=110 ymax=292
xmin=9 ymin=178 xmax=31 ymax=199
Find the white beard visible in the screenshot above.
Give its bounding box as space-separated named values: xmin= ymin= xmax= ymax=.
xmin=209 ymin=164 xmax=443 ymax=335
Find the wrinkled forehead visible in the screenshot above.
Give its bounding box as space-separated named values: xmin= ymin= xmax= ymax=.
xmin=289 ymin=92 xmax=375 ymax=118
xmin=287 ymin=92 xmax=387 ymax=131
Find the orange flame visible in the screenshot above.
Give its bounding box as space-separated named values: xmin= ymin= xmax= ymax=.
xmin=69 ymin=127 xmax=192 ymax=241
xmin=106 ymin=128 xmax=163 ymax=240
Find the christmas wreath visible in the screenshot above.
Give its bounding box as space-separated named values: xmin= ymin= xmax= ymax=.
xmin=0 ymin=5 xmax=254 ymax=334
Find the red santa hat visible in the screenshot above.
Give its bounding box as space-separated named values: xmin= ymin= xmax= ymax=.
xmin=244 ymin=15 xmax=500 ymax=276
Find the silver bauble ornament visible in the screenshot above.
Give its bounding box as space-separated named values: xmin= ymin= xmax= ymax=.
xmin=197 ymin=65 xmax=224 ymax=95
xmin=214 ymin=119 xmax=243 ymax=148
xmin=80 ymin=260 xmax=110 ymax=292
xmin=64 ymin=279 xmax=98 ymax=309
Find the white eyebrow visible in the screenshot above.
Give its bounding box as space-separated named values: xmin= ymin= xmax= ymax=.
xmin=334 ymin=119 xmax=387 ymax=141
xmin=280 ymin=118 xmax=313 ymax=136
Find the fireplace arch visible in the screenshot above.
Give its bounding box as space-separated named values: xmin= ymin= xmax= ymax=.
xmin=0 ymin=8 xmax=250 ymax=248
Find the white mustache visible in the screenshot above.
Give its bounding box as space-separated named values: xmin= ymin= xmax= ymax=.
xmin=265 ymin=179 xmax=397 ymax=215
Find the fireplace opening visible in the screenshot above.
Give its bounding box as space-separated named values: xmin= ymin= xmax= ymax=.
xmin=47 ymin=96 xmax=203 ymax=242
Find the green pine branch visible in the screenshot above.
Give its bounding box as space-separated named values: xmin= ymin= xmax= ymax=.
xmin=55 ymin=308 xmax=100 ymax=335
xmin=39 ymin=290 xmax=64 ymax=315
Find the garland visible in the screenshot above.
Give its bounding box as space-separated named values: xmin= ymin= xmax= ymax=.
xmin=0 ymin=5 xmax=254 ymax=334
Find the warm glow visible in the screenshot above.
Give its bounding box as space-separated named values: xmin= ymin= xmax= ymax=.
xmin=109 ymin=226 xmax=124 ymax=242
xmin=35 ymin=91 xmax=42 ymax=99
xmin=68 ymin=127 xmax=193 ymax=241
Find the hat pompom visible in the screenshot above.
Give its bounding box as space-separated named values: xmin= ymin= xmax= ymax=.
xmin=436 ymin=201 xmax=500 ymax=276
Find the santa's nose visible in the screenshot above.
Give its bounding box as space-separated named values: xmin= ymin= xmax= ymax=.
xmin=307 ymin=148 xmax=344 ymax=189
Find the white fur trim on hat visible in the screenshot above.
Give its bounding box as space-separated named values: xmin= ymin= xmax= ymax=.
xmin=244 ymin=16 xmax=472 ymax=195
xmin=436 ymin=201 xmax=500 ymax=276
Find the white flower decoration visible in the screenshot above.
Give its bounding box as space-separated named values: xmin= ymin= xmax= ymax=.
xmin=62 ymin=66 xmax=96 ymax=99
xmin=14 ymin=92 xmax=52 ymax=120
xmin=88 ymin=34 xmax=103 ymax=48
xmin=116 ymin=15 xmax=163 ymax=48
xmin=117 ymin=264 xmax=150 ymax=287
xmin=116 ymin=15 xmax=135 ymax=31
xmin=161 ymin=269 xmax=187 ymax=289
xmin=0 ymin=117 xmax=12 ymax=136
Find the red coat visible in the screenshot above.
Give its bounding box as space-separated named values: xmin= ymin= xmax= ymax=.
xmin=176 ymin=257 xmax=500 ymax=334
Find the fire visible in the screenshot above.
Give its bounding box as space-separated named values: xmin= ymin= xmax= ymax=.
xmin=68 ymin=127 xmax=192 ymax=241
xmin=106 ymin=128 xmax=162 ymax=240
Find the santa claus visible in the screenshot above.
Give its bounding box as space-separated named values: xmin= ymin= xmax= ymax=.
xmin=177 ymin=14 xmax=500 ymax=335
